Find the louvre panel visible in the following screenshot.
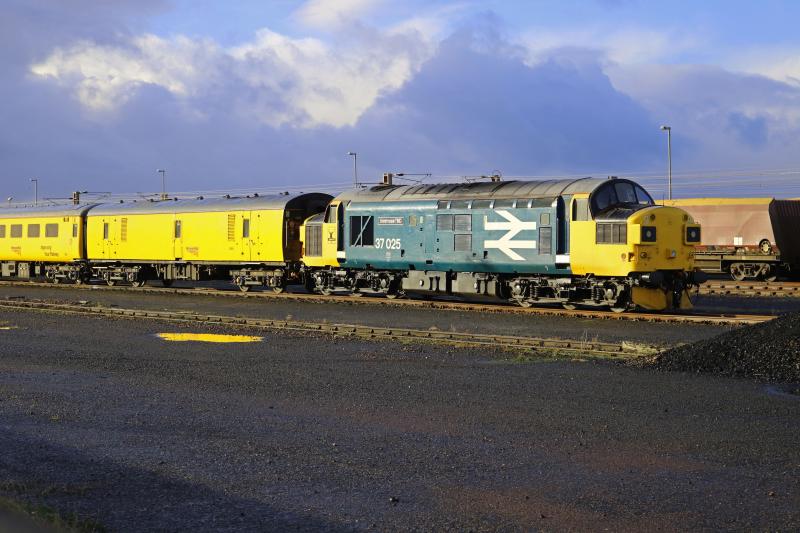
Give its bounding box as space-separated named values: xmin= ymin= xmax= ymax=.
xmin=227 ymin=214 xmax=235 ymax=241
xmin=539 ymin=227 xmax=552 ymax=254
xmin=454 ymin=214 xmax=472 ymax=232
xmin=120 ymin=218 xmax=128 ymax=241
xmin=305 ymin=225 xmax=322 ymax=256
xmin=436 ymin=214 xmax=454 ymax=231
xmin=596 ymin=223 xmax=626 ymax=244
xmin=454 ymin=233 xmax=472 ymax=251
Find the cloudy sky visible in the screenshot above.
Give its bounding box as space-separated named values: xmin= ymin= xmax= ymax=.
xmin=3 ymin=0 xmax=800 ymax=203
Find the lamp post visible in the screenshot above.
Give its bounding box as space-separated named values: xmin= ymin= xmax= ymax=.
xmin=30 ymin=178 xmax=38 ymax=206
xmin=346 ymin=152 xmax=358 ymax=188
xmin=157 ymin=169 xmax=167 ymax=200
xmin=660 ymin=125 xmax=672 ymax=200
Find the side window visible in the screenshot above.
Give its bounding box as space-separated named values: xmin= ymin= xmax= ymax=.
xmin=539 ymin=227 xmax=552 ymax=254
xmin=349 ymin=216 xmax=374 ymax=246
xmin=634 ymin=185 xmax=653 ymax=205
xmin=493 ymin=199 xmax=515 ymax=209
xmin=103 ymin=222 xmax=109 ymax=240
xmin=540 ymin=213 xmax=550 ymax=226
xmin=27 ymin=224 xmax=40 ymax=238
xmin=242 ymin=219 xmax=249 ymax=239
xmin=0 ymin=225 xmax=5 ymax=238
xmin=472 ymin=200 xmax=492 ymax=209
xmin=175 ymin=220 xmax=182 ymax=238
xmin=10 ymin=224 xmax=23 ymax=238
xmin=72 ymin=224 xmax=78 ymax=238
xmin=45 ymin=223 xmax=58 ymax=237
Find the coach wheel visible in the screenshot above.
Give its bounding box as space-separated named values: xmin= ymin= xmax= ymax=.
xmin=161 ymin=279 xmax=173 ymax=288
xmin=729 ymin=263 xmax=747 ymax=282
xmin=759 ymin=239 xmax=772 ymax=254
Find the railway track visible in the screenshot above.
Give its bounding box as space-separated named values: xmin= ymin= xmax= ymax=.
xmin=697 ymin=281 xmax=800 ymax=298
xmin=0 ymin=298 xmax=655 ymax=359
xmin=0 ymin=280 xmax=774 ymax=325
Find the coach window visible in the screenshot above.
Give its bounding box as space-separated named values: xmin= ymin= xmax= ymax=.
xmin=175 ymin=220 xmax=182 ymax=238
xmin=242 ymin=219 xmax=249 ymax=239
xmin=27 ymin=224 xmax=40 ymax=238
xmin=0 ymin=225 xmax=5 ymax=238
xmin=45 ymin=223 xmax=58 ymax=237
xmin=103 ymin=222 xmax=109 ymax=240
xmin=72 ymin=224 xmax=78 ymax=238
xmin=10 ymin=224 xmax=22 ymax=238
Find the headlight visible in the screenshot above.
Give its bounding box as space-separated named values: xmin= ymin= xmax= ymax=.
xmin=641 ymin=226 xmax=657 ymax=242
xmin=686 ymin=226 xmax=701 ymax=243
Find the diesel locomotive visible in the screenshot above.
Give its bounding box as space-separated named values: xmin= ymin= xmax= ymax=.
xmin=301 ymin=176 xmax=704 ymax=311
xmin=0 ymin=176 xmax=703 ymax=311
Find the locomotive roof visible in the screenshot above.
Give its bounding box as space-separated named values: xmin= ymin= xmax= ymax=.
xmin=0 ymin=203 xmax=98 ymax=219
xmin=335 ymin=177 xmax=611 ymax=203
xmin=88 ymin=192 xmax=332 ymax=216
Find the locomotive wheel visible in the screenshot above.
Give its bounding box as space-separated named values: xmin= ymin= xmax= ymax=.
xmin=729 ymin=263 xmax=747 ymax=282
xmin=106 ymin=279 xmax=116 ymax=286
xmin=319 ymin=287 xmax=333 ymax=296
xmin=610 ymin=305 xmax=628 ymax=314
xmin=74 ymin=277 xmax=84 ymax=285
xmin=131 ymin=280 xmax=145 ymax=288
xmin=562 ymin=303 xmax=576 ymax=310
xmin=386 ymin=290 xmax=405 ymax=300
xmin=349 ymin=290 xmax=364 ymax=297
xmin=238 ymin=284 xmax=251 ymax=293
xmin=272 ymin=286 xmax=285 ymax=294
xmin=51 ymin=276 xmax=61 ymax=284
xmin=513 ymin=298 xmax=533 ymax=308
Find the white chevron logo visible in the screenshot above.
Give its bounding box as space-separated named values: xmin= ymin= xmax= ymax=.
xmin=484 ymin=210 xmax=537 ymax=261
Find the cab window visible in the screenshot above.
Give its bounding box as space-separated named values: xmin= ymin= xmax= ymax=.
xmin=324 ymin=205 xmax=337 ymax=223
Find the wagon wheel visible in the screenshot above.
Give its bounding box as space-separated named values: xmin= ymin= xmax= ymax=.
xmin=106 ymin=279 xmax=116 ymax=286
xmin=130 ymin=280 xmax=146 ymax=288
xmin=729 ymin=263 xmax=747 ymax=282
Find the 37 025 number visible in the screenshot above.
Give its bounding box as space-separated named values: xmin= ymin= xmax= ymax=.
xmin=374 ymin=238 xmax=401 ymax=250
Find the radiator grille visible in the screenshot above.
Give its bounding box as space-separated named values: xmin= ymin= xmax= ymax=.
xmin=305 ymin=225 xmax=322 ymax=256
xmin=227 ymin=214 xmax=235 ymax=241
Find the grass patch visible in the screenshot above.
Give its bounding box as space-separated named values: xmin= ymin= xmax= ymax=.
xmin=0 ymin=493 xmax=105 ymax=532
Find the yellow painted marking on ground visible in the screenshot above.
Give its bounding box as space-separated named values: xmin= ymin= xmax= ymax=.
xmin=0 ymin=326 xmax=16 ymax=330
xmin=156 ymin=332 xmax=263 ymax=343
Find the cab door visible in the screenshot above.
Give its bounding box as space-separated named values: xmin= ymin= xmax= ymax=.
xmin=321 ymin=202 xmax=340 ymax=264
xmin=241 ymin=212 xmax=252 ymax=262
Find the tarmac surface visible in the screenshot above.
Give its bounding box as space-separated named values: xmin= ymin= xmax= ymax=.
xmin=0 ymin=309 xmax=798 ymax=531
xmin=0 ymin=284 xmax=742 ymax=346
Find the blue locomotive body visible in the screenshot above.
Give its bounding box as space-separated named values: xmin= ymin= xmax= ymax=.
xmin=341 ymin=199 xmax=571 ymax=276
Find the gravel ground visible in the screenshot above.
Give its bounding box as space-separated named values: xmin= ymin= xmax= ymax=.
xmin=650 ymin=310 xmax=800 ymax=383
xmin=0 ymin=309 xmax=798 ymax=531
xmin=0 ymin=284 xmax=736 ymax=346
